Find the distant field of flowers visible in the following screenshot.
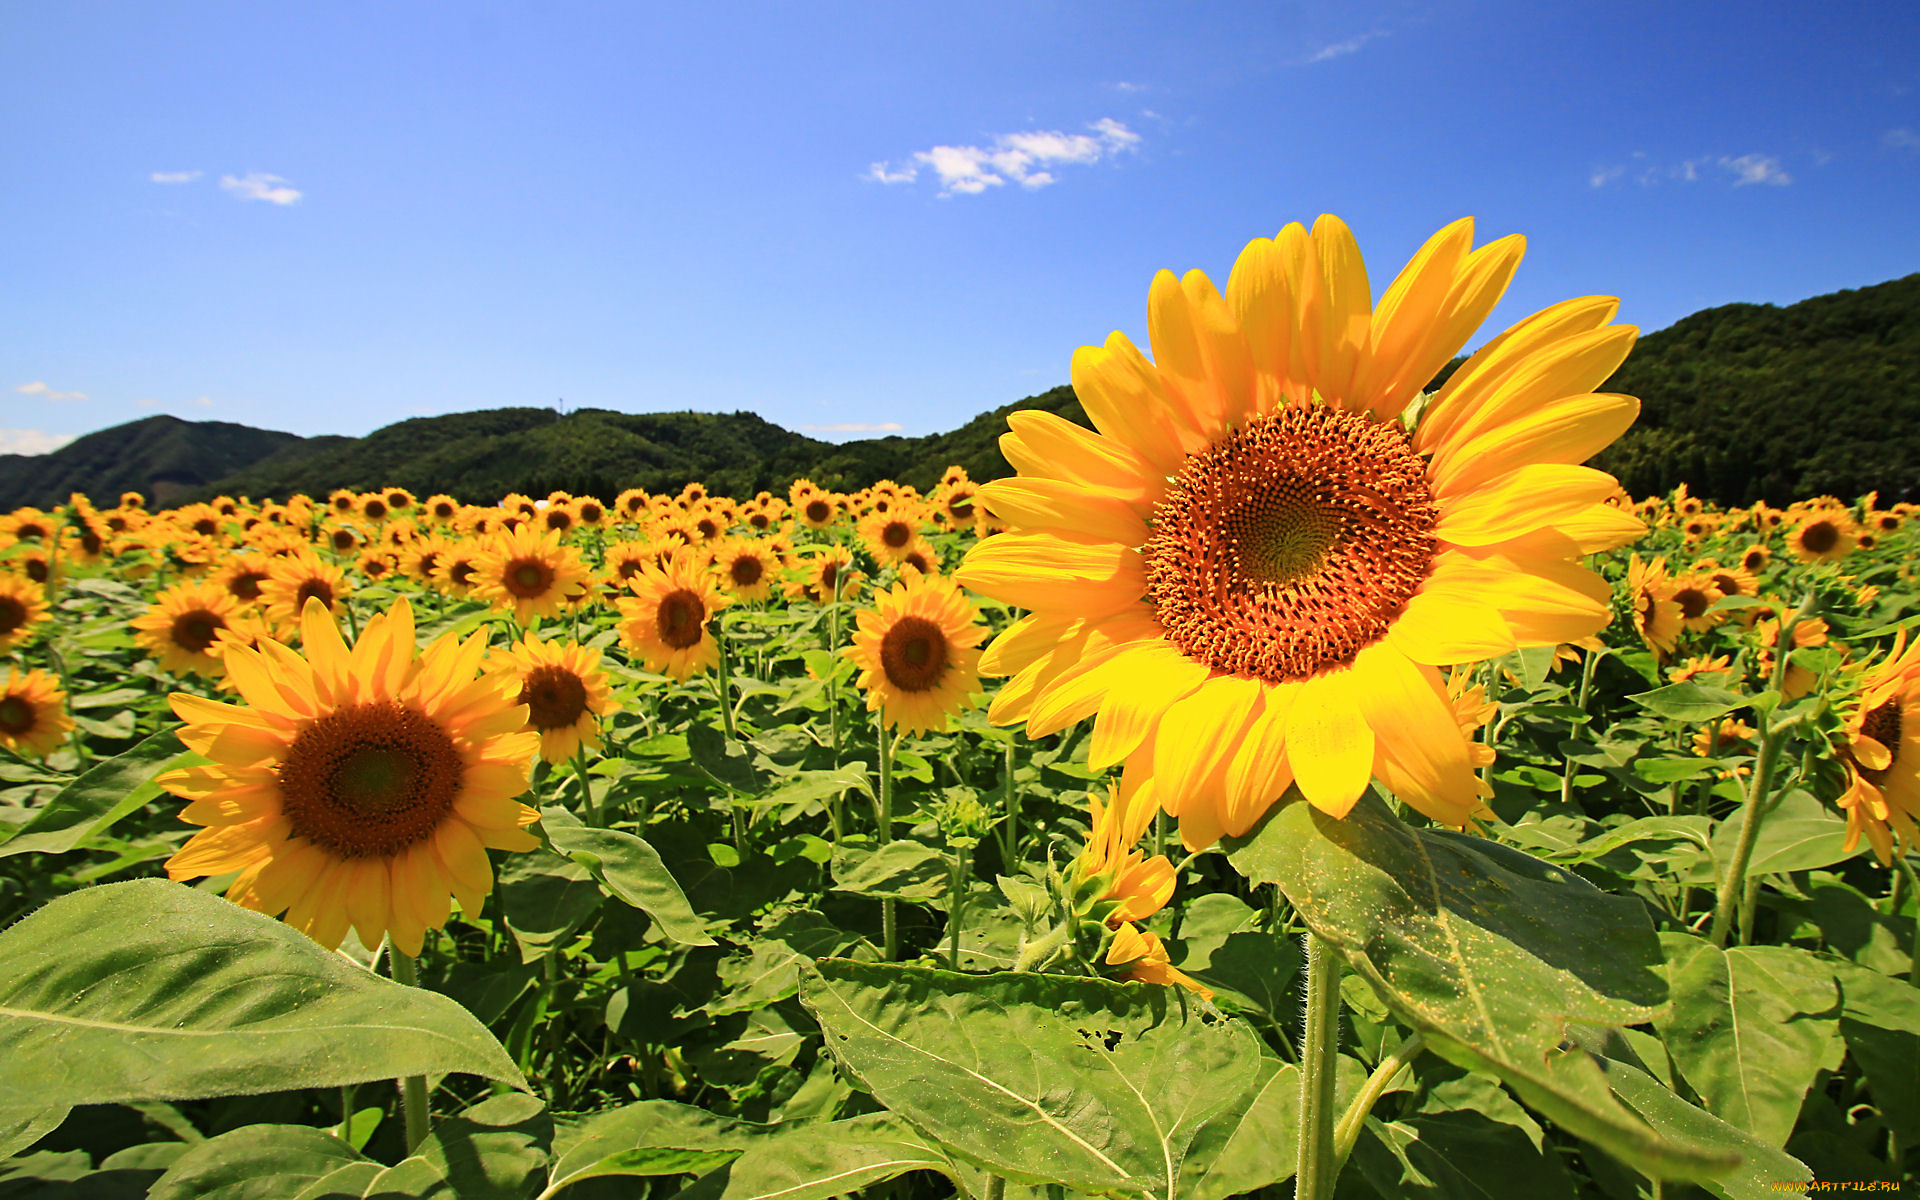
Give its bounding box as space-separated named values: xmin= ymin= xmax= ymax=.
xmin=1 ymin=216 xmax=1914 ymax=1198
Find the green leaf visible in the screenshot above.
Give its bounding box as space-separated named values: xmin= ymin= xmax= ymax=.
xmin=830 ymin=838 xmax=950 ymax=901
xmin=1168 ymin=894 xmax=1300 ymax=1024
xmin=0 ymin=879 xmax=525 ymax=1107
xmin=415 ymin=1093 xmax=551 ymax=1200
xmin=1626 ymin=682 xmax=1749 ymax=723
xmin=1180 ymin=1056 xmax=1299 ymax=1200
xmin=0 ymin=729 xmax=186 ymax=858
xmin=541 ymin=808 xmax=714 ymax=946
xmin=148 ymin=1124 xmax=369 ymax=1200
xmin=675 ymin=1113 xmax=949 ymax=1200
xmin=494 ymin=849 xmax=605 ymax=964
xmin=1828 ymin=959 xmax=1920 ymax=1144
xmin=1707 ymin=789 xmax=1858 ymax=880
xmin=688 ymin=719 xmax=766 ymax=792
xmin=1222 ymin=793 xmax=1736 ymax=1183
xmin=1597 ymin=1057 xmax=1812 ymax=1199
xmin=544 ymin=1100 xmax=754 ymax=1194
xmin=0 ymin=1103 xmax=68 ymax=1159
xmin=1354 ymin=1090 xmax=1581 ymax=1200
xmin=708 ymin=908 xmax=873 ymax=1017
xmin=801 ymin=959 xmax=1275 ymax=1200
xmin=1655 ymin=935 xmax=1841 ymax=1146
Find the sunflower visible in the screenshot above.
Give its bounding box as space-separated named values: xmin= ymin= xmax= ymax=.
xmin=423 ymin=493 xmax=461 ymax=524
xmin=617 ymin=552 xmax=732 ymax=680
xmin=0 ymin=575 xmax=49 ymax=654
xmin=1104 ymin=923 xmax=1212 ymax=998
xmin=897 ymin=538 xmax=941 ymax=577
xmin=1669 ymin=572 xmax=1725 ymax=633
xmin=796 ymin=489 xmax=841 ymax=531
xmin=1835 ymin=636 xmax=1920 ymax=863
xmin=1756 ymin=612 xmax=1832 ymax=700
xmin=1628 ymin=555 xmax=1684 ymax=659
xmin=1697 ymin=560 xmax=1758 ymax=606
xmin=844 ymin=573 xmax=986 ymax=735
xmin=1789 ymin=510 xmax=1855 ymax=563
xmin=161 ymin=598 xmax=540 ymax=954
xmin=1073 ymin=786 xmax=1174 ymax=927
xmin=1740 ymin=543 xmax=1772 ymax=574
xmin=261 ymin=551 xmax=353 ymax=633
xmin=860 ymin=507 xmax=926 ymax=566
xmin=357 ymin=493 xmax=392 ymax=524
xmin=471 ymin=527 xmax=591 ymax=625
xmin=0 ymin=668 xmax=71 ymax=759
xmin=572 ymin=496 xmax=608 ymax=529
xmin=486 ymin=636 xmax=621 ymax=764
xmin=709 ymin=538 xmax=782 ymax=602
xmin=432 ymin=542 xmax=485 ymax=596
xmin=937 ymin=482 xmax=980 ymax=531
xmin=215 ymin=555 xmax=274 ymax=607
xmin=132 ymin=581 xmax=247 ymax=679
xmin=957 ymin=216 xmax=1641 ymax=849
xmin=398 ymin=533 xmax=454 ymax=585
xmin=1670 ymin=654 xmax=1732 ymax=684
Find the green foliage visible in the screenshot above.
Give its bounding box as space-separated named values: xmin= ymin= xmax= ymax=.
xmin=0 ymin=415 xmax=330 ymax=510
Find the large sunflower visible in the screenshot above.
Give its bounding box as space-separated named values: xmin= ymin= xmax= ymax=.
xmin=0 ymin=574 xmax=49 ymax=654
xmin=132 ymin=581 xmax=247 ymax=679
xmin=161 ymin=598 xmax=541 ymax=955
xmin=1788 ymin=510 xmax=1855 ymax=563
xmin=0 ymin=668 xmax=73 ymax=759
xmin=844 ymin=573 xmax=986 ymax=735
xmin=616 ymin=552 xmax=732 ymax=680
xmin=1836 ymin=635 xmax=1920 ymax=863
xmin=485 ymin=636 xmax=621 ymax=764
xmin=471 ymin=527 xmax=591 ymax=625
xmin=956 ymin=216 xmax=1642 ymax=850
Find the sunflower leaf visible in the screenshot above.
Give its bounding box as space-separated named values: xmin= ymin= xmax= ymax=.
xmin=541 ymin=807 xmax=715 ymax=946
xmin=1223 ymin=792 xmax=1739 ymax=1183
xmin=0 ymin=728 xmax=186 ymax=858
xmin=0 ymin=878 xmax=526 ymax=1107
xmin=1626 ymin=682 xmax=1750 ymax=723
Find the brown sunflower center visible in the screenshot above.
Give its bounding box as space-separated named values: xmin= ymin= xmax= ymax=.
xmin=545 ymin=510 xmax=573 ymax=532
xmin=880 ymin=615 xmax=949 ymax=692
xmin=507 ymin=559 xmax=555 ymax=598
xmin=882 ymin=520 xmax=912 ymax=548
xmin=749 ymin=512 xmax=770 ymax=530
xmin=656 ymin=589 xmax=706 ymax=649
xmin=1708 ymin=572 xmax=1742 ymax=597
xmin=0 ymin=596 xmax=25 ymax=636
xmin=171 ymin=609 xmax=225 ymax=653
xmin=227 ymin=570 xmax=267 ymax=601
xmin=450 ymin=561 xmax=477 ymax=587
xmin=364 ymin=500 xmax=388 ymax=521
xmin=278 ymin=702 xmax=463 ymax=857
xmin=806 ymin=500 xmax=831 ymax=523
xmin=434 ymin=502 xmax=457 ymax=520
xmin=1861 ymin=697 xmax=1903 ymax=781
xmin=819 ymin=561 xmax=841 ymax=589
xmin=0 ymin=695 xmax=35 ymax=735
xmin=579 ymin=503 xmax=604 ymax=523
xmin=1879 ymin=514 xmax=1899 ymax=532
xmin=1674 ymin=587 xmax=1713 ymax=620
xmin=194 ymin=518 xmax=219 ymax=537
xmin=25 ymin=560 xmax=48 ymax=584
xmin=520 ymin=664 xmax=589 ymax=730
xmin=1742 ymin=549 xmax=1768 ymax=572
xmin=296 ymin=578 xmax=335 ymax=610
xmin=729 ymin=556 xmax=764 ymax=587
xmin=331 ymin=530 xmax=357 ymax=552
xmin=1799 ymin=521 xmax=1839 ymax=554
xmin=949 ymin=494 xmax=975 ymax=519
xmin=1142 ymin=405 xmax=1437 ymax=683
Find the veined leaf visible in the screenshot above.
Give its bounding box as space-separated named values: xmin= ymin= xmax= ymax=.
xmin=542 ymin=808 xmax=714 ymax=946
xmin=1599 ymin=1057 xmax=1812 ymax=1199
xmin=0 ymin=879 xmax=524 ymax=1107
xmin=1626 ymin=682 xmax=1749 ymax=723
xmin=0 ymin=729 xmax=186 ymax=858
xmin=830 ymin=837 xmax=950 ymax=901
xmin=148 ymin=1124 xmax=372 ymax=1200
xmin=675 ymin=1113 xmax=949 ymax=1200
xmin=1828 ymin=959 xmax=1920 ymax=1144
xmin=1707 ymin=789 xmax=1858 ymax=880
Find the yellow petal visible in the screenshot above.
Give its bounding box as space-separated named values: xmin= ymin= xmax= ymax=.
xmin=1285 ymin=669 xmax=1374 ymax=818
xmin=976 ymin=478 xmax=1148 ymax=546
xmin=1000 ymin=410 xmax=1162 ymax=508
xmin=954 ymin=533 xmax=1144 ymax=617
xmin=1088 ymin=644 xmax=1211 ymax=771
xmin=1221 ymin=682 xmax=1300 ymax=836
xmin=1350 ymin=217 xmax=1476 ymax=418
xmin=1416 ymin=295 xmax=1621 ymax=453
xmin=1148 ymin=268 xmax=1255 ymax=435
xmin=1435 ymin=464 xmax=1619 ymax=547
xmin=1070 ymin=335 xmax=1199 ymax=475
xmin=1351 ymin=644 xmax=1478 ymax=826
xmin=1152 ymin=676 xmax=1262 ymax=833
xmin=1430 ymin=392 xmax=1641 ymax=499
xmin=1305 ymin=215 xmax=1372 ymax=408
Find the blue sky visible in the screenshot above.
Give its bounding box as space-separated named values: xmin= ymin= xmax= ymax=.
xmin=5 ymin=1 xmax=1918 ymax=456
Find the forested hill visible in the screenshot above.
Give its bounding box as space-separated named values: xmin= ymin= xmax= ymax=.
xmin=4 ymin=273 xmax=1914 ymax=509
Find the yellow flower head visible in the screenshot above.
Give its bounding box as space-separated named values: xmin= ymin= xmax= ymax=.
xmin=1074 ymin=786 xmax=1175 ymax=927
xmin=959 ymin=215 xmax=1641 ymax=850
xmin=485 ymin=635 xmax=622 ymax=764
xmin=844 ymin=572 xmax=986 ymax=735
xmin=0 ymin=574 xmax=49 ymax=654
xmin=1789 ymin=510 xmax=1855 ymax=563
xmin=0 ymin=668 xmax=73 ymax=760
xmin=260 ymin=550 xmax=353 ymax=635
xmin=161 ymin=597 xmax=541 ymax=956
xmin=1104 ymin=923 xmax=1212 ymax=999
xmin=1628 ymin=555 xmax=1684 ymax=660
xmin=132 ymin=581 xmax=248 ymax=680
xmin=471 ymin=526 xmax=592 ymax=625
xmin=709 ymin=538 xmax=785 ymax=602
xmin=617 ymin=551 xmax=732 ymax=681
xmin=789 ymin=545 xmax=864 ymax=604
xmin=859 ymin=505 xmax=927 ymax=566
xmin=1835 ymin=634 xmax=1920 ymax=864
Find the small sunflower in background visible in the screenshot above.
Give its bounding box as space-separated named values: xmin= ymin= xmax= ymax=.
xmin=1669 ymin=571 xmax=1725 ymax=634
xmin=795 ymin=488 xmax=840 ymax=531
xmin=261 ymin=550 xmax=353 ymax=634
xmin=0 ymin=575 xmax=49 ymax=653
xmin=0 ymin=668 xmax=72 ymax=759
xmin=790 ymin=544 xmax=863 ymax=604
xmin=1628 ymin=555 xmax=1684 ymax=659
xmin=708 ymin=538 xmax=782 ymax=602
xmin=571 ymin=495 xmax=608 ymax=529
xmin=844 ymin=572 xmax=985 ymax=735
xmin=1740 ymin=543 xmax=1772 ymax=574
xmin=214 ymin=554 xmax=274 ymax=607
xmin=617 ymin=551 xmax=731 ymax=680
xmin=860 ymin=505 xmax=926 ymax=567
xmin=161 ymin=597 xmax=541 ymax=956
xmin=423 ymin=493 xmax=461 ymax=524
xmin=431 ymin=543 xmax=485 ymax=597
xmin=1789 ymin=509 xmax=1855 ymax=563
xmin=132 ymin=580 xmax=246 ymax=680
xmin=486 ymin=636 xmax=621 ymax=764
xmin=1835 ymin=634 xmax=1920 ymax=863
xmin=897 ymin=539 xmax=941 ymax=578
xmin=471 ymin=526 xmax=591 ymax=625
xmin=398 ymin=533 xmax=454 ymax=586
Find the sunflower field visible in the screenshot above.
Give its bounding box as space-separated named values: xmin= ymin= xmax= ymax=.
xmin=2 ymin=218 xmax=1917 ymax=1200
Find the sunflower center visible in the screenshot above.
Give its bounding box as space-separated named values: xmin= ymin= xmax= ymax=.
xmin=1142 ymin=405 xmax=1437 ymax=683
xmin=25 ymin=561 xmax=47 ymax=584
xmin=228 ymin=571 xmax=267 ymax=600
xmin=278 ymin=701 xmax=463 ymax=858
xmin=520 ymin=665 xmax=589 ymax=730
xmin=882 ymin=521 xmax=912 ymax=548
xmin=656 ymin=589 xmax=706 ymax=649
xmin=0 ymin=596 xmax=25 ymax=636
xmin=545 ymin=511 xmax=572 ymax=532
xmin=1800 ymin=521 xmax=1839 ymax=554
xmin=1709 ymin=572 xmax=1742 ymax=597
xmin=1742 ymin=549 xmax=1768 ymax=571
xmin=1861 ymin=697 xmax=1903 ymax=781
xmin=507 ymin=559 xmax=555 ymax=598
xmin=880 ymin=615 xmax=949 ymax=692
xmin=1674 ymin=587 xmax=1712 ymax=621
xmin=171 ymin=610 xmax=225 ymax=653
xmin=194 ymin=518 xmax=219 ymax=537
xmin=450 ymin=561 xmax=476 ymax=586
xmin=820 ymin=562 xmax=840 ymax=588
xmin=950 ymin=496 xmax=975 ymax=519
xmin=730 ymin=556 xmax=764 ymax=586
xmin=0 ymin=696 xmax=34 ymax=735
xmin=806 ymin=500 xmax=831 ymax=523
xmin=364 ymin=501 xmax=388 ymax=521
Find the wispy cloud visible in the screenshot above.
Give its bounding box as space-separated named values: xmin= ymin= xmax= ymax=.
xmin=150 ymin=169 xmax=203 ymax=184
xmin=799 ymin=422 xmax=905 ymax=434
xmin=866 ymin=118 xmax=1141 ymax=196
xmin=1720 ymin=154 xmax=1792 ymax=186
xmin=15 ymin=380 xmax=88 ymax=403
xmin=1885 ymin=128 xmax=1920 ymax=151
xmin=0 ymin=429 xmax=76 ymax=456
xmin=1306 ymin=30 xmax=1387 ymax=62
xmin=1588 ymin=164 xmax=1626 ymax=188
xmin=192 ymin=396 xmax=216 ymax=407
xmin=220 ymin=172 xmax=302 ymax=205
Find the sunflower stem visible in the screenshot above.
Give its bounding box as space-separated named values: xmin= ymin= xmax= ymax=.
xmin=1559 ymin=645 xmax=1605 ymax=808
xmin=714 ymin=612 xmax=737 ymax=741
xmin=571 ymin=744 xmax=598 ymax=827
xmin=999 ymin=740 xmax=1018 ymax=868
xmin=1894 ymin=853 xmax=1920 ymax=988
xmin=1296 ymin=930 xmax=1345 ymax=1200
xmin=877 ymin=708 xmax=897 ymax=961
xmin=1331 ymin=1032 xmax=1424 ymax=1174
xmin=386 ymin=947 xmax=432 ymax=1154
xmin=338 ymin=1083 xmax=356 ymax=1145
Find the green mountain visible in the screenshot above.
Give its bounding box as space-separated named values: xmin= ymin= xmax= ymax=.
xmin=7 ymin=274 xmax=1913 ymax=511
xmin=0 ymin=416 xmax=337 ymax=510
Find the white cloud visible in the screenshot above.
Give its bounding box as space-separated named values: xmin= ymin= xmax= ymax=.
xmin=192 ymin=396 xmax=215 ymax=407
xmin=868 ymin=119 xmax=1141 ymax=196
xmin=799 ymin=422 xmax=905 ymax=433
xmin=220 ymin=172 xmax=302 ymax=205
xmin=135 ymin=398 xmax=159 ymax=408
xmin=15 ymin=380 xmax=88 ymax=402
xmin=1588 ymin=165 xmax=1625 ymax=188
xmin=0 ymin=429 xmax=76 ymax=456
xmin=150 ymin=169 xmax=203 ymax=184
xmin=1307 ymin=30 xmax=1387 ymax=62
xmin=1885 ymin=128 xmax=1920 ymax=150
xmin=1720 ymin=154 xmax=1791 ymax=186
